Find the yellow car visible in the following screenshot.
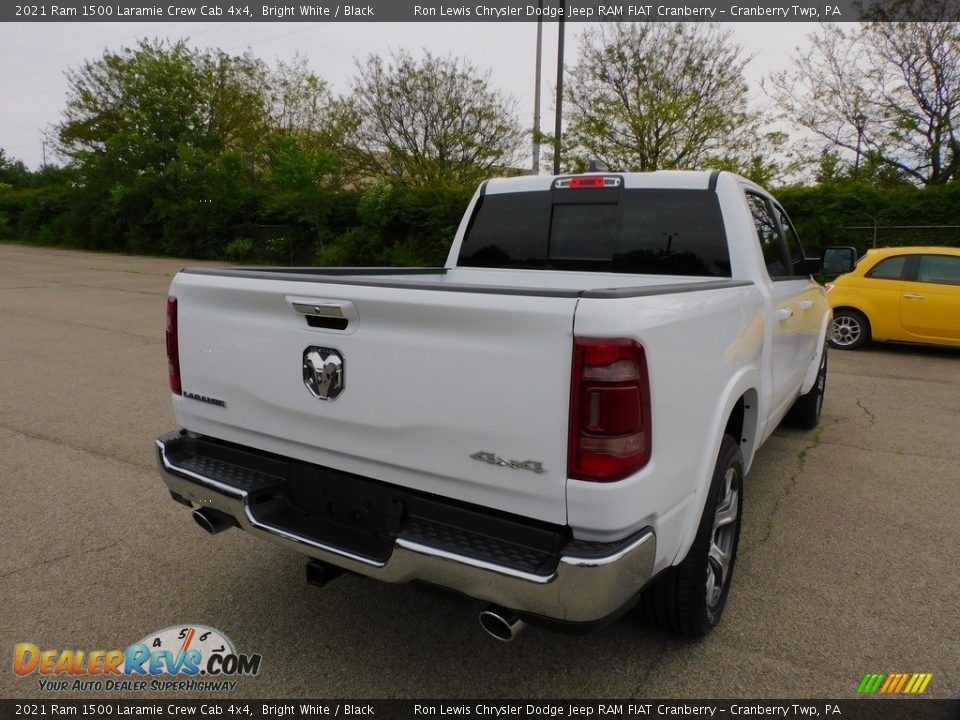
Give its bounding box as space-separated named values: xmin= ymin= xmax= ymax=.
xmin=826 ymin=246 xmax=960 ymax=350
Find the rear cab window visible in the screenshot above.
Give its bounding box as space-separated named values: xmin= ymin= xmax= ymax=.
xmin=744 ymin=192 xmax=808 ymax=279
xmin=745 ymin=193 xmax=788 ymax=278
xmin=773 ymin=204 xmax=808 ymax=276
xmin=458 ymin=186 xmax=732 ymax=277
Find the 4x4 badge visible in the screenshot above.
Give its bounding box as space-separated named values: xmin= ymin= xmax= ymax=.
xmin=470 ymin=451 xmax=545 ymax=474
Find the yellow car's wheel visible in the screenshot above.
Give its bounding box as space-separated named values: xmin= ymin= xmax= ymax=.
xmin=829 ymin=309 xmax=870 ymax=350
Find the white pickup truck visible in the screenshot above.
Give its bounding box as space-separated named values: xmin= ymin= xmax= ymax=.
xmin=157 ymin=170 xmax=833 ymax=640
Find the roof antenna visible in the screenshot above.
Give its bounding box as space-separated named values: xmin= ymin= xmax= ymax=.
xmin=587 ymin=159 xmax=609 ymax=172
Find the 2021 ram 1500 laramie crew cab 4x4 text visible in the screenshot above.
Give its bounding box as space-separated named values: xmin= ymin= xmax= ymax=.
xmin=156 ymin=170 xmax=833 ymax=640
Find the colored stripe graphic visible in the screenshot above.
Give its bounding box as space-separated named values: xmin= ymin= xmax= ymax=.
xmin=893 ymin=673 xmax=909 ymax=693
xmin=905 ymin=673 xmax=933 ymax=694
xmin=882 ymin=673 xmax=909 ymax=693
xmin=858 ymin=672 xmax=932 ymax=694
xmin=858 ymin=673 xmax=886 ymax=694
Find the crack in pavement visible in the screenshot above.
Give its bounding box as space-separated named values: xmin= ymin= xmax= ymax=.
xmin=856 ymin=395 xmax=877 ymax=427
xmin=0 ymin=540 xmax=122 ymax=579
xmin=0 ymin=307 xmax=161 ymax=342
xmin=628 ymin=637 xmax=671 ymax=695
xmin=0 ymin=340 xmax=164 ymax=365
xmin=85 ymin=265 xmax=179 ymax=277
xmin=817 ymin=438 xmax=953 ymax=462
xmin=760 ymin=427 xmax=823 ymax=545
xmin=0 ymin=423 xmax=152 ymax=473
xmin=830 ymin=368 xmax=954 ymax=384
xmin=37 ymin=279 xmax=167 ymax=296
xmin=712 ymin=635 xmax=832 ymax=677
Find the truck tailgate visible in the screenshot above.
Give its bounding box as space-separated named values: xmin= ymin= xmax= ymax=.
xmin=170 ymin=272 xmax=578 ymax=524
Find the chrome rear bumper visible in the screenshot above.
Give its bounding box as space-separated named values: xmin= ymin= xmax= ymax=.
xmin=156 ymin=432 xmax=656 ymax=623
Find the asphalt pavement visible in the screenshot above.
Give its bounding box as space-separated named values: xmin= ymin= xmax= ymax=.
xmin=1 ymin=243 xmax=957 ymax=700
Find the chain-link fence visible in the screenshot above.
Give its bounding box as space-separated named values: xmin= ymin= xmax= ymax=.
xmin=840 ymin=224 xmax=960 ymax=253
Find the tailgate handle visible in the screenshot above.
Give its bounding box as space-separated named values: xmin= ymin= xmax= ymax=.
xmin=293 ymin=302 xmax=346 ymax=318
xmin=288 ymin=298 xmax=358 ymax=334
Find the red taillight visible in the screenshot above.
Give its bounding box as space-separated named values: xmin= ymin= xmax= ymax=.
xmin=569 ymin=176 xmax=606 ymax=189
xmin=166 ymin=297 xmax=181 ymax=395
xmin=568 ymin=338 xmax=651 ymax=482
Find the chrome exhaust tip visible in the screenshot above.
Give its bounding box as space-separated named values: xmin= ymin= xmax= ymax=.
xmin=479 ymin=607 xmax=526 ymax=642
xmin=192 ymin=508 xmax=234 ymax=535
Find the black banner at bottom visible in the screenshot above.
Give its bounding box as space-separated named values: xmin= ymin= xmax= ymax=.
xmin=0 ymin=700 xmax=958 ymax=720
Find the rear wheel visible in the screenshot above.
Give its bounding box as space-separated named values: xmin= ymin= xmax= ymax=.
xmin=640 ymin=434 xmax=743 ymax=637
xmin=784 ymin=348 xmax=827 ymax=430
xmin=829 ymin=309 xmax=870 ymax=350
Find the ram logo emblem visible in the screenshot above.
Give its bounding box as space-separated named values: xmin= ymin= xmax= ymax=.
xmin=303 ymin=346 xmax=345 ymax=401
xmin=470 ymin=451 xmax=545 ymax=474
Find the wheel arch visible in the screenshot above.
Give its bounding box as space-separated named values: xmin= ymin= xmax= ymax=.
xmin=724 ymin=388 xmax=760 ymax=473
xmin=831 ymin=304 xmax=872 ymax=329
xmin=801 ymin=312 xmax=832 ymax=394
xmin=671 ymin=370 xmax=758 ymax=567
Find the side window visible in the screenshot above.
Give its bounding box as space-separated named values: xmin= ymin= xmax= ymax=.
xmin=916 ymin=254 xmax=960 ymax=285
xmin=775 ymin=206 xmax=806 ymax=273
xmin=746 ymin=193 xmax=789 ymax=278
xmin=866 ymin=256 xmax=908 ymax=280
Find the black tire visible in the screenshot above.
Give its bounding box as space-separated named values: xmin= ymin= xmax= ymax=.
xmin=784 ymin=348 xmax=827 ymax=431
xmin=639 ymin=434 xmax=743 ymax=638
xmin=828 ymin=308 xmax=870 ymax=350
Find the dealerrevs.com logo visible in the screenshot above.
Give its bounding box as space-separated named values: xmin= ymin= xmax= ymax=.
xmin=14 ymin=625 xmax=263 ymax=693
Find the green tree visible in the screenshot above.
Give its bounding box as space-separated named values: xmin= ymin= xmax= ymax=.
xmin=55 ymin=40 xmax=269 ymax=255
xmin=562 ymin=23 xmax=757 ymax=173
xmin=0 ymin=150 xmax=31 ymax=188
xmin=341 ymin=50 xmax=523 ymax=186
xmin=769 ymin=18 xmax=960 ymax=185
xmin=267 ymin=54 xmax=336 ymax=139
xmin=258 ymin=53 xmax=345 ymax=238
xmin=258 ymin=132 xmax=339 ymax=253
xmin=252 ymin=55 xmax=347 ymax=254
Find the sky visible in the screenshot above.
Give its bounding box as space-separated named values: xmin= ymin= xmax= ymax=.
xmin=0 ymin=21 xmax=821 ymax=170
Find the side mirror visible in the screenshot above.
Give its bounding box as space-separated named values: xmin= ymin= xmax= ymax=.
xmin=820 ymin=246 xmax=857 ymax=277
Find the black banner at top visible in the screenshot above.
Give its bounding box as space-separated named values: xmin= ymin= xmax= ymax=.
xmin=3 ymin=0 xmax=958 ymax=22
